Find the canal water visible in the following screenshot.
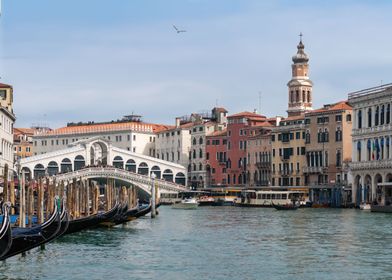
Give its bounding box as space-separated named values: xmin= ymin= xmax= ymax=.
xmin=1 ymin=207 xmax=392 ymax=280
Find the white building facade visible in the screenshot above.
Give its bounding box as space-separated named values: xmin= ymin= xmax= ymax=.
xmin=32 ymin=117 xmax=171 ymax=158
xmin=0 ymin=83 xmax=15 ymax=180
xmin=349 ymin=83 xmax=392 ymax=206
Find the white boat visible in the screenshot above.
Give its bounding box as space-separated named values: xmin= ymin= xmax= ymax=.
xmin=171 ymin=198 xmax=199 ymax=209
xmin=360 ymin=203 xmax=371 ymax=210
xmin=234 ymin=189 xmax=308 ymax=207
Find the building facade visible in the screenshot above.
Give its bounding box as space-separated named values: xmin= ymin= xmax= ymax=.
xmin=32 ymin=115 xmax=170 ymax=158
xmin=349 ymin=84 xmax=392 ymax=205
xmin=155 ymin=118 xmax=192 ymax=170
xmin=247 ymin=125 xmax=273 ymax=187
xmin=304 ymin=101 xmax=353 ymax=187
xmin=189 ymin=108 xmax=227 ymax=188
xmin=271 ymin=115 xmax=307 ymax=187
xmin=205 ymin=130 xmax=227 ymax=187
xmin=0 ymin=83 xmax=15 ymax=179
xmin=225 ymin=111 xmax=269 ymax=187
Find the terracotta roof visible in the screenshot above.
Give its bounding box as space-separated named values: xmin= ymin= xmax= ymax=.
xmin=228 ymin=111 xmax=266 ymax=119
xmin=158 ymin=122 xmax=192 ymax=133
xmin=207 ymin=129 xmax=227 ymax=137
xmin=282 ymin=114 xmax=305 ymax=121
xmin=41 ymin=122 xmax=171 ymax=136
xmin=308 ymin=101 xmax=352 ymax=115
xmin=14 ymin=128 xmax=35 ymax=135
xmin=0 ymin=83 xmax=12 ymax=88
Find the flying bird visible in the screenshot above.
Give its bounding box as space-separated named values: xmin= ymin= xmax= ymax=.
xmin=173 ymin=25 xmax=186 ymax=33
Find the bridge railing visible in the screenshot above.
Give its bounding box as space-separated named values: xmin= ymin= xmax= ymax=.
xmin=54 ymin=166 xmax=190 ymax=193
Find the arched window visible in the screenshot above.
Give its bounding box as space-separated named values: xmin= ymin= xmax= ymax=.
xmin=307 ymin=91 xmax=311 ymax=102
xmin=112 ymin=156 xmax=124 ymax=169
xmin=346 ymin=114 xmax=352 ymax=122
xmin=199 ymin=137 xmax=203 ymax=145
xmin=387 ymin=104 xmax=391 ymax=124
xmin=192 ymin=137 xmax=196 ymax=145
xmin=381 ymin=105 xmax=385 ymax=125
xmin=125 ymin=159 xmax=136 ymax=172
xmin=47 ymin=161 xmax=59 ymax=176
xmin=302 ymin=90 xmax=306 ymax=102
xmin=336 ymin=150 xmax=342 ymax=167
xmin=295 ymin=90 xmax=299 ymax=102
xmin=151 ymin=166 xmax=161 ymax=178
xmin=199 ymin=163 xmax=203 ymax=171
xmin=367 ymin=139 xmax=371 ymax=161
xmin=199 ymin=148 xmax=203 ymax=158
xmin=192 ymin=149 xmax=196 ymax=159
xmin=324 ymin=129 xmax=329 ymax=142
xmin=193 ymin=164 xmax=196 ymax=171
xmin=317 ymin=129 xmax=322 ymax=143
xmin=367 ymin=108 xmax=372 ymax=128
xmin=335 ymin=127 xmax=342 ymax=142
xmin=305 ymin=130 xmax=311 ymax=144
xmin=375 ymin=106 xmax=380 ymax=126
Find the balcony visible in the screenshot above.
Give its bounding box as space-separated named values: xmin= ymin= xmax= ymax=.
xmin=349 ymin=160 xmax=392 ymax=171
xmin=256 ymin=161 xmax=271 ymax=169
xmin=352 ymin=124 xmax=392 ymax=137
xmin=279 ymin=170 xmax=293 ymax=176
xmin=303 ymin=166 xmax=326 ymax=174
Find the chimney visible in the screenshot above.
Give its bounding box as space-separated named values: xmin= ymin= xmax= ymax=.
xmin=175 ymin=117 xmax=181 ymax=128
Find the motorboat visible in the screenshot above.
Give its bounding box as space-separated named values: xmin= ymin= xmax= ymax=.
xmin=272 ymin=202 xmax=299 ymax=211
xmin=360 ymin=203 xmax=371 ymax=210
xmin=197 ymin=196 xmax=215 ymax=206
xmin=171 ymin=198 xmax=199 ymax=209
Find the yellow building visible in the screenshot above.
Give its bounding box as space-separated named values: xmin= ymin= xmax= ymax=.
xmin=13 ymin=128 xmax=36 ymax=159
xmin=271 ymin=115 xmax=307 ymax=186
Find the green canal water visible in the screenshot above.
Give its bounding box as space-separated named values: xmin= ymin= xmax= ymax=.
xmin=1 ymin=206 xmax=392 ymax=280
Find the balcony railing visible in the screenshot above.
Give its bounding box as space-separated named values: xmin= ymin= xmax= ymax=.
xmin=349 ymin=160 xmax=392 ymax=171
xmin=279 ymin=170 xmax=293 ymax=176
xmin=352 ymin=124 xmax=392 ymax=137
xmin=256 ymin=161 xmax=271 ymax=169
xmin=303 ymin=166 xmax=326 ymax=174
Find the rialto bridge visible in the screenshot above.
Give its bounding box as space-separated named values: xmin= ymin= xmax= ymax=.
xmin=19 ymin=137 xmax=189 ymax=196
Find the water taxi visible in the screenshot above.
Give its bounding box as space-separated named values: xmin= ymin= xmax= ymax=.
xmin=234 ymin=189 xmax=308 ymax=207
xmin=171 ymin=198 xmax=199 ymax=209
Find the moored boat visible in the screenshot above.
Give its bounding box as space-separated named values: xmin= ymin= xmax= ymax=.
xmin=235 ymin=189 xmax=308 ymax=207
xmin=1 ymin=198 xmax=62 ymax=260
xmin=272 ymin=202 xmax=299 ymax=211
xmin=172 ymin=198 xmax=199 ymax=209
xmin=0 ymin=202 xmax=12 ymax=259
xmin=65 ymin=202 xmax=120 ymax=234
xmin=197 ymin=196 xmax=215 ymax=206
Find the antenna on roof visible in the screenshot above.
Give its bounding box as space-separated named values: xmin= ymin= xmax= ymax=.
xmin=258 ymin=91 xmax=262 ymax=114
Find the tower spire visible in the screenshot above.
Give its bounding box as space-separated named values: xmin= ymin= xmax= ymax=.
xmin=286 ymin=35 xmax=313 ymax=117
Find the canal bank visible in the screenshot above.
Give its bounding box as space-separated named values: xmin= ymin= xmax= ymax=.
xmin=1 ymin=206 xmax=392 ymax=280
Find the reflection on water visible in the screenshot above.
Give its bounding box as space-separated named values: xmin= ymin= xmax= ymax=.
xmin=1 ymin=207 xmax=392 ymax=280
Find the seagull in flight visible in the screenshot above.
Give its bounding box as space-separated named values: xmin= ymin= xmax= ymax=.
xmin=173 ymin=25 xmax=186 ymax=34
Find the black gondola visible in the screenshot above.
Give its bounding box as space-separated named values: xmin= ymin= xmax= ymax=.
xmin=65 ymin=202 xmax=120 ymax=234
xmin=133 ymin=203 xmax=151 ymax=218
xmin=1 ymin=199 xmax=62 ymax=260
xmin=272 ymin=202 xmax=299 ymax=211
xmin=0 ymin=202 xmax=12 ymax=259
xmin=100 ymin=203 xmax=129 ymax=227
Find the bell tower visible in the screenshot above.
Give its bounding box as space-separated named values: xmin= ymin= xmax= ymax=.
xmin=287 ymin=33 xmax=313 ymax=117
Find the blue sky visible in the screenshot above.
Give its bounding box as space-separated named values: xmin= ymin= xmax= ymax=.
xmin=2 ymin=0 xmax=392 ymax=128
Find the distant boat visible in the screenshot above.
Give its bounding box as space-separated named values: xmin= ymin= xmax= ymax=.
xmin=360 ymin=203 xmax=371 ymax=210
xmin=272 ymin=202 xmax=299 ymax=211
xmin=172 ymin=198 xmax=199 ymax=209
xmin=197 ymin=196 xmax=215 ymax=206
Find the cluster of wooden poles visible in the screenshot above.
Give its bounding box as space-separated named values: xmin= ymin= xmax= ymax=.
xmin=1 ymin=167 xmax=140 ymax=229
